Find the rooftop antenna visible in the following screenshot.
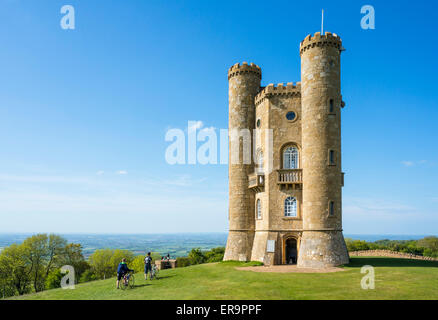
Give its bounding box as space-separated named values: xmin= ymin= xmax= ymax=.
xmin=321 ymin=9 xmax=324 ymax=35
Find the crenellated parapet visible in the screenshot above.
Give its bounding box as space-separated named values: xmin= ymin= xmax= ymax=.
xmin=228 ymin=62 xmax=262 ymax=80
xmin=255 ymin=82 xmax=301 ymax=106
xmin=299 ymin=32 xmax=342 ymax=56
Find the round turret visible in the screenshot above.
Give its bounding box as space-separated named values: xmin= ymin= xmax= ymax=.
xmin=224 ymin=62 xmax=261 ymax=262
xmin=298 ymin=32 xmax=349 ymax=268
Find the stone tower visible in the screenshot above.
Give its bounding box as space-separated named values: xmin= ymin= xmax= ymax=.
xmin=297 ymin=32 xmax=349 ymax=268
xmin=224 ymin=62 xmax=261 ymax=261
xmin=224 ymin=32 xmax=349 ymax=268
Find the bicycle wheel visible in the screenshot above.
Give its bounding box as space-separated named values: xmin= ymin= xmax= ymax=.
xmin=120 ymin=275 xmax=127 ymax=290
xmin=128 ymin=274 xmax=135 ymax=288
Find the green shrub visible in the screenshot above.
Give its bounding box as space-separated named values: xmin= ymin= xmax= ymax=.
xmin=79 ymin=269 xmax=97 ymax=283
xmin=188 ymin=248 xmax=206 ymax=265
xmin=205 ymin=247 xmax=225 ymax=262
xmin=176 ymin=257 xmax=192 ymax=268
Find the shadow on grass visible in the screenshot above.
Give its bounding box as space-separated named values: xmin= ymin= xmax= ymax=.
xmin=156 ymin=275 xmax=175 ymax=280
xmin=131 ymin=284 xmax=151 ymax=289
xmin=346 ymin=257 xmax=438 ymax=268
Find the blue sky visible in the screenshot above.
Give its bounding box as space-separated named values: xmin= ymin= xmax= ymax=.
xmin=0 ymin=0 xmax=437 ymax=234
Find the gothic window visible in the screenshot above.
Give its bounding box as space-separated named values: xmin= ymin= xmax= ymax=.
xmin=256 ymin=199 xmax=262 ymax=219
xmin=283 ymin=146 xmax=299 ymax=169
xmin=284 ymin=197 xmax=297 ymax=217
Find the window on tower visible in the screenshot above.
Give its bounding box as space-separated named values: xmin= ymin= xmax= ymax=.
xmin=256 ymin=199 xmax=262 ymax=219
xmin=329 ymin=201 xmax=335 ymax=216
xmin=283 ymin=146 xmax=299 ymax=169
xmin=286 ymin=111 xmax=296 ymax=121
xmin=284 ymin=197 xmax=297 ymax=217
xmin=329 ymin=150 xmax=336 ymax=165
xmin=329 ymin=99 xmax=334 ymax=113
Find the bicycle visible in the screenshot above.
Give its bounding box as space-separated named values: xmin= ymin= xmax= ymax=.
xmin=120 ymin=271 xmax=135 ymax=290
xmin=150 ymin=264 xmax=159 ymax=280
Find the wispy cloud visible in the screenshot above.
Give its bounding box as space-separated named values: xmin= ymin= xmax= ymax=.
xmin=401 ymin=160 xmax=428 ymax=167
xmin=96 ymin=171 xmax=104 ymax=175
xmin=344 ymin=197 xmax=416 ymax=217
xmin=162 ymin=174 xmax=207 ymax=187
xmin=116 ymin=170 xmax=128 ymax=175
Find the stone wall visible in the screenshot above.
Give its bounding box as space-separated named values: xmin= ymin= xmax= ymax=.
xmin=349 ymin=250 xmax=438 ymax=261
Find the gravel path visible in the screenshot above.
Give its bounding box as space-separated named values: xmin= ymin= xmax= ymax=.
xmin=236 ymin=265 xmax=346 ymax=273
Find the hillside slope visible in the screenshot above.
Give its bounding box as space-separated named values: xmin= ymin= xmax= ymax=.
xmin=9 ymin=258 xmax=438 ymax=300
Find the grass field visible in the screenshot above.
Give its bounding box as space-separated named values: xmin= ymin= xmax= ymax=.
xmin=8 ymin=257 xmax=438 ymax=300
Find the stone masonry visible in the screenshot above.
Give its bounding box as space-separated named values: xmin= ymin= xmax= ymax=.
xmin=224 ymin=32 xmax=350 ymax=268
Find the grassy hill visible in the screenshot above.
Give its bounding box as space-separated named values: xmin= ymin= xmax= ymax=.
xmin=8 ymin=257 xmax=438 ymax=300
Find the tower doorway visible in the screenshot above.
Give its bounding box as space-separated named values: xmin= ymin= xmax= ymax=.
xmin=285 ymin=238 xmax=298 ymax=265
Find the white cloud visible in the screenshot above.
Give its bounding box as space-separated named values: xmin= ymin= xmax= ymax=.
xmin=116 ymin=170 xmax=128 ymax=175
xmin=401 ymin=161 xmax=414 ymax=167
xmin=344 ymin=197 xmax=416 ymax=217
xmin=401 ymin=160 xmax=429 ymax=167
xmin=96 ymin=171 xmax=104 ymax=175
xmin=163 ymin=174 xmax=207 ymax=187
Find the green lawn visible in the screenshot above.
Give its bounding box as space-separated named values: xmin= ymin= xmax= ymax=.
xmin=8 ymin=257 xmax=438 ymax=300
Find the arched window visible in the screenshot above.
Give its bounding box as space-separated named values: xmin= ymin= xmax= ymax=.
xmin=283 ymin=146 xmax=299 ymax=169
xmin=284 ymin=197 xmax=297 ymax=217
xmin=256 ymin=199 xmax=262 ymax=219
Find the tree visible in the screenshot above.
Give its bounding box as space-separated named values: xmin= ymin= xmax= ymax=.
xmin=417 ymin=237 xmax=438 ymax=257
xmin=0 ymin=243 xmax=31 ymax=297
xmin=21 ymin=233 xmax=69 ymax=292
xmin=188 ymin=248 xmax=206 ymax=265
xmin=205 ymin=247 xmax=225 ymax=262
xmin=22 ymin=234 xmax=49 ymax=292
xmin=79 ymin=269 xmax=97 ymax=283
xmin=57 ymin=243 xmax=89 ymax=282
xmin=45 ymin=269 xmax=63 ymax=289
xmin=109 ymin=249 xmax=135 ymax=272
xmin=131 ymin=256 xmax=145 ymax=274
xmin=88 ymin=249 xmax=114 ymax=279
xmin=45 ymin=234 xmax=68 ymax=278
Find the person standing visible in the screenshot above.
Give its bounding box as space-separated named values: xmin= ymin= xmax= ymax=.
xmin=144 ymin=252 xmax=153 ymax=280
xmin=116 ymin=258 xmax=133 ymax=289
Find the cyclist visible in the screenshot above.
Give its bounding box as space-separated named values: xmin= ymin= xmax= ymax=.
xmin=116 ymin=258 xmax=134 ymax=289
xmin=144 ymin=252 xmax=153 ymax=280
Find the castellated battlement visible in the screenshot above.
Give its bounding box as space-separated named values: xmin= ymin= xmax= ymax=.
xmin=255 ymin=82 xmax=301 ymax=106
xmin=228 ymin=62 xmax=262 ymax=80
xmin=299 ymin=32 xmax=342 ymax=56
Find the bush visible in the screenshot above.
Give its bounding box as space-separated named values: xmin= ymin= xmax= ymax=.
xmin=176 ymin=257 xmax=191 ymax=268
xmin=79 ymin=269 xmax=97 ymax=283
xmin=345 ymin=239 xmax=370 ymax=252
xmin=188 ymin=248 xmax=206 ymax=265
xmin=205 ymin=247 xmax=225 ymax=263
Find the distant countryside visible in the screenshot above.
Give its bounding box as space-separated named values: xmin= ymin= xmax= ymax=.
xmin=0 ymin=233 xmax=437 ymax=299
